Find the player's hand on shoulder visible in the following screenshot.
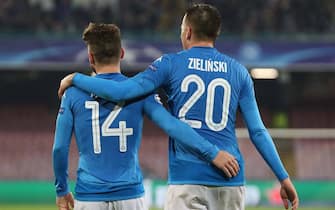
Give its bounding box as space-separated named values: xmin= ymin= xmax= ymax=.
xmin=280 ymin=178 xmax=299 ymax=210
xmin=212 ymin=150 xmax=240 ymax=178
xmin=58 ymin=73 xmax=76 ymax=99
xmin=56 ymin=192 xmax=74 ymax=210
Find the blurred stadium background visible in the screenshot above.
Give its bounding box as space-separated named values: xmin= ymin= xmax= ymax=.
xmin=0 ymin=0 xmax=335 ymax=209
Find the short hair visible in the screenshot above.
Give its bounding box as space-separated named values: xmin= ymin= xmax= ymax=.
xmin=82 ymin=23 xmax=121 ymax=65
xmin=185 ymin=4 xmax=221 ymax=41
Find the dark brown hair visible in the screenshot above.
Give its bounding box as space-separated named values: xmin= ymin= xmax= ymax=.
xmin=82 ymin=23 xmax=121 ymax=64
xmin=185 ymin=4 xmax=221 ymax=41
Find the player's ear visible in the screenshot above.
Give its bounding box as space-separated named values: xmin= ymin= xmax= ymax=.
xmin=186 ymin=26 xmax=192 ymax=41
xmin=120 ymin=48 xmax=125 ymax=59
xmin=88 ymin=52 xmax=95 ymax=65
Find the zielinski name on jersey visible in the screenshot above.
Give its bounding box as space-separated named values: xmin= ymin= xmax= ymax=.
xmin=188 ymin=58 xmax=227 ymax=73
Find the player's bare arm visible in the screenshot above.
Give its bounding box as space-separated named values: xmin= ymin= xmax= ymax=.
xmin=56 ymin=192 xmax=74 ymax=210
xmin=58 ymin=73 xmax=76 ymax=98
xmin=280 ymin=178 xmax=299 ymax=210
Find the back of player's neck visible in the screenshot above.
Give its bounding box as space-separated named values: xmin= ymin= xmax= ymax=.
xmin=189 ymin=40 xmax=214 ymax=48
xmin=95 ymin=64 xmax=121 ymax=74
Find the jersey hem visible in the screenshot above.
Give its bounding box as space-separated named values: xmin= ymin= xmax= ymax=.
xmin=167 ymin=180 xmax=245 ymax=187
xmin=75 ymin=192 xmax=144 ymax=202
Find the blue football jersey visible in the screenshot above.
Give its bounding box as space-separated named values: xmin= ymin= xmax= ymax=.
xmin=55 ymin=73 xmax=145 ymax=201
xmin=141 ymin=46 xmax=253 ymax=186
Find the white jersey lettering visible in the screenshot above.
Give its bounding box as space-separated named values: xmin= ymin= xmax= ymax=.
xmin=188 ymin=58 xmax=227 ymax=73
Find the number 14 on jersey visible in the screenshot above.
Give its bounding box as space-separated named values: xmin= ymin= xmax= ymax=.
xmin=85 ymin=101 xmax=133 ymax=154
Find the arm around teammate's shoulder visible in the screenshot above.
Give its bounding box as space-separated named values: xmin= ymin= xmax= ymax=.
xmin=58 ymin=72 xmax=156 ymax=102
xmin=72 ymin=73 xmax=156 ymax=101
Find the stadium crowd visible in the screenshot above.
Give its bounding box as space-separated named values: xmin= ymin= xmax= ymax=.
xmin=0 ymin=0 xmax=334 ymax=36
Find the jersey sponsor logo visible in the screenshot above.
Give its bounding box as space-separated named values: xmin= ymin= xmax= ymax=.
xmin=188 ymin=58 xmax=227 ymax=73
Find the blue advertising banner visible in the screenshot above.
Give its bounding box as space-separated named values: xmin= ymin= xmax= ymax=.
xmin=1 ymin=38 xmax=335 ymax=71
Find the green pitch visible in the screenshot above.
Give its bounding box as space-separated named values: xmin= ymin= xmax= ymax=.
xmin=0 ymin=205 xmax=334 ymax=210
